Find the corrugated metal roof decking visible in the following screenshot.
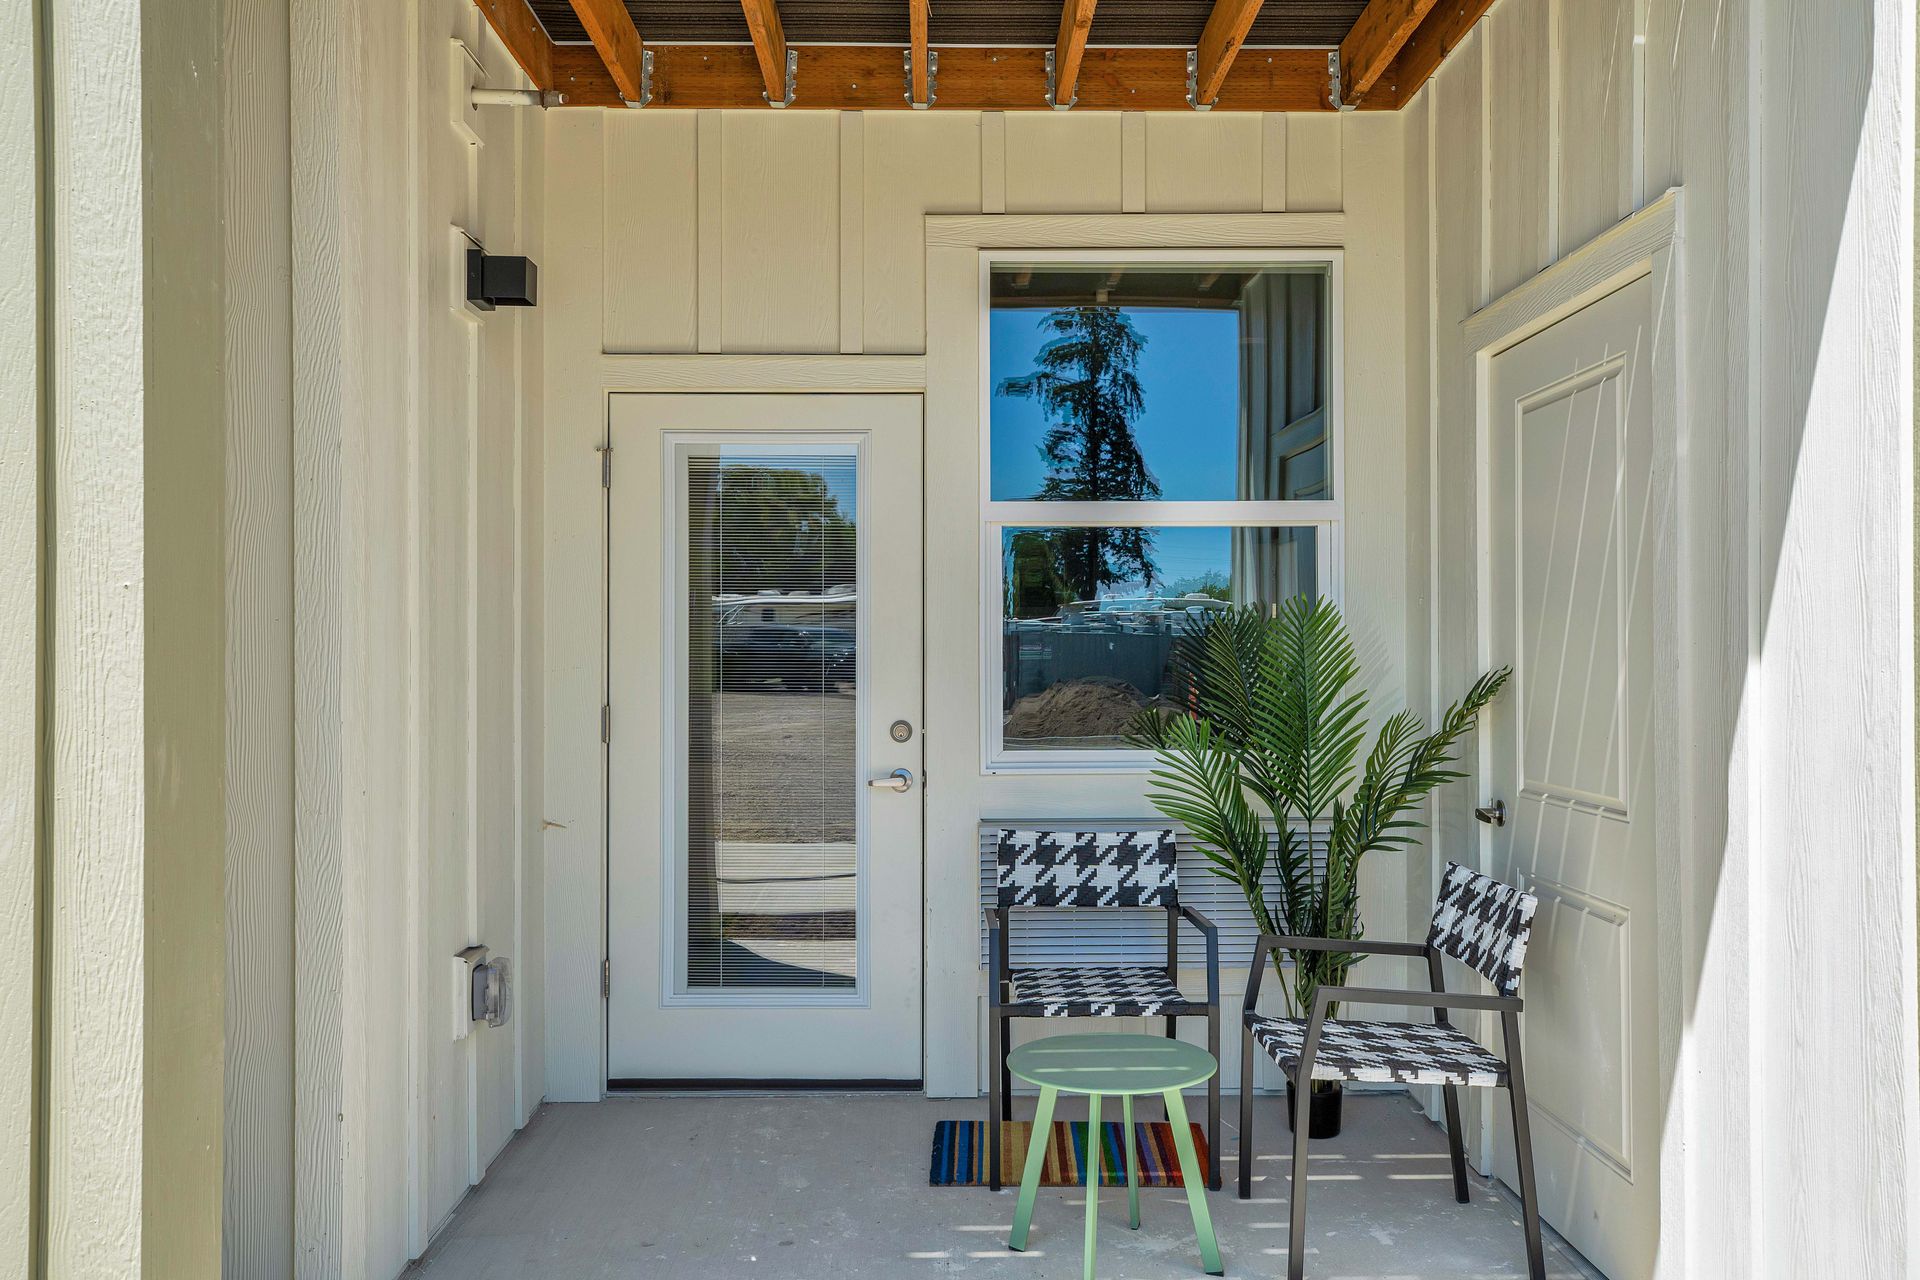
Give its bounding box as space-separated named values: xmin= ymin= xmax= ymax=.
xmin=527 ymin=0 xmax=1369 ymax=50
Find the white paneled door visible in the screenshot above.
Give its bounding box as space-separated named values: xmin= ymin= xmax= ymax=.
xmin=1482 ymin=276 xmax=1660 ymax=1279
xmin=607 ymin=395 xmax=924 ymax=1083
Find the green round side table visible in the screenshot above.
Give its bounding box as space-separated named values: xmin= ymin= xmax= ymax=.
xmin=1004 ymin=1033 xmax=1223 ymax=1279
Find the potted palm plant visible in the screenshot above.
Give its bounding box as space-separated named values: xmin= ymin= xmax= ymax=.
xmin=1133 ymin=596 xmax=1508 ymax=1138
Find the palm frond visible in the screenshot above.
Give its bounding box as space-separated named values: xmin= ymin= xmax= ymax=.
xmin=1137 ymin=599 xmax=1512 ymax=1020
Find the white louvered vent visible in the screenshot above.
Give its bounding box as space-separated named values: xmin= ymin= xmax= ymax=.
xmin=977 ymin=821 xmax=1329 ymax=970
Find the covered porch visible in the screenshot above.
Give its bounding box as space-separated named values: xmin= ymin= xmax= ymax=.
xmin=2 ymin=0 xmax=1914 ymax=1275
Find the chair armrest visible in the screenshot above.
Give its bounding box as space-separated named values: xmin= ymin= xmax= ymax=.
xmin=1178 ymin=905 xmax=1220 ymax=1005
xmin=1242 ymin=934 xmax=1428 ymax=1015
xmin=1266 ymin=935 xmax=1428 ymax=958
xmin=1178 ymin=903 xmax=1218 ymax=934
xmin=1312 ymin=985 xmax=1522 ymax=1016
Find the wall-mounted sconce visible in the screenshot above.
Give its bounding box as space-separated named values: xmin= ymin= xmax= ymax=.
xmin=465 ymin=248 xmax=538 ymax=311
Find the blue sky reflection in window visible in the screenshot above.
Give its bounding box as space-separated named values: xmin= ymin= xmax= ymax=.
xmin=989 ymin=265 xmax=1329 ymax=751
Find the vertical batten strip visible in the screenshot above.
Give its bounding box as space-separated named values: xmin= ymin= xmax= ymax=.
xmin=0 ymin=0 xmax=36 ymax=1272
xmin=289 ymin=0 xmax=346 ymax=1267
xmin=696 ymin=110 xmax=723 ymax=352
xmin=1627 ymin=0 xmax=1647 ymax=212
xmin=222 ymin=0 xmax=297 ymax=1268
xmin=540 ymin=110 xmax=610 ymax=1105
xmin=981 ymin=113 xmax=1006 ymax=213
xmin=1478 ymin=7 xmax=1493 ymax=309
xmin=1121 ymin=113 xmax=1147 ymax=212
xmin=840 ymin=113 xmax=865 ymax=353
xmin=1545 ymin=0 xmax=1562 ymax=261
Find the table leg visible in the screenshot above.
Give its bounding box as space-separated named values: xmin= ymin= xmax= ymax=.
xmin=1083 ymin=1092 xmax=1101 ymax=1280
xmin=1008 ymin=1085 xmax=1056 ymax=1252
xmin=1122 ymin=1092 xmax=1140 ymax=1229
xmin=1164 ymin=1088 xmax=1223 ymax=1276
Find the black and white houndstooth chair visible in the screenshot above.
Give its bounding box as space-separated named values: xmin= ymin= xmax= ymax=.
xmin=1239 ymin=861 xmax=1545 ymax=1280
xmin=986 ymin=829 xmax=1221 ymax=1191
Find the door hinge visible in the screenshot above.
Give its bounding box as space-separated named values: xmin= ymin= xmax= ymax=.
xmin=601 ymin=959 xmax=610 ymax=998
xmin=599 ymin=445 xmax=612 ymax=487
xmin=601 ymin=703 xmax=610 ymax=743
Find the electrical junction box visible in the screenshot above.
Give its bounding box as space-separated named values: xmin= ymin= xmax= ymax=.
xmin=477 ymin=956 xmax=511 ymax=1028
xmin=452 ymin=945 xmax=512 ymax=1040
xmin=453 ymin=946 xmax=487 ymax=1042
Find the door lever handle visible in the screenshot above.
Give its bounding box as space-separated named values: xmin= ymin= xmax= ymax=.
xmin=1474 ymin=800 xmax=1507 ymax=827
xmin=868 ymin=768 xmax=915 ymax=793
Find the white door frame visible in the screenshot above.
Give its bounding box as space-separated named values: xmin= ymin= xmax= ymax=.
xmin=551 ymin=371 xmax=927 ymax=1098
xmin=604 ymin=392 xmax=925 ymax=1083
xmin=1463 ymin=189 xmax=1686 ymax=1256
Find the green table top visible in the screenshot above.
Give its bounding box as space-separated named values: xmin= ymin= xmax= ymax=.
xmin=1005 ymin=1033 xmax=1218 ymax=1095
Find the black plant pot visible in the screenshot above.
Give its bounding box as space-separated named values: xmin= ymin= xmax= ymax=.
xmin=1285 ymin=1079 xmax=1344 ymax=1139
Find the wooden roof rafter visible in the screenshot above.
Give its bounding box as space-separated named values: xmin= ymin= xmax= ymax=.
xmin=474 ymin=0 xmax=555 ymax=92
xmin=1336 ymin=0 xmax=1440 ymax=104
xmin=740 ymin=0 xmax=796 ymax=106
xmin=1049 ymin=0 xmax=1100 ymax=108
xmin=566 ymin=0 xmax=649 ymax=105
xmin=1394 ymin=0 xmax=1499 ymax=101
xmin=907 ymin=0 xmax=932 ymax=108
xmin=1190 ymin=0 xmax=1267 ymax=110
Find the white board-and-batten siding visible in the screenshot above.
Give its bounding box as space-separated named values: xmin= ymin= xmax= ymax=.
xmin=588 ymin=109 xmax=1345 ymax=358
xmin=274 ymin=3 xmax=550 ymax=1277
xmin=543 ymin=107 xmax=1423 ymax=1107
xmin=1409 ymin=0 xmax=1917 ymax=1276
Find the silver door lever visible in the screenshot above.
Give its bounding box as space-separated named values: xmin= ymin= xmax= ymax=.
xmin=1474 ymin=800 xmax=1506 ymax=827
xmin=868 ymin=768 xmax=915 ymax=792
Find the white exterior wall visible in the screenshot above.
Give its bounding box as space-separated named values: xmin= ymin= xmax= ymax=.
xmin=1 ymin=0 xmax=231 ymax=1273
xmin=541 ymin=109 xmax=1420 ymax=1102
xmin=0 ymin=0 xmax=38 ymax=1272
xmin=225 ymin=0 xmax=297 ymax=1269
xmin=1409 ymin=0 xmax=1918 ymax=1276
xmin=229 ymin=0 xmax=552 ymax=1274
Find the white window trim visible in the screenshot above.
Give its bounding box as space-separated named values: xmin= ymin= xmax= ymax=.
xmin=977 ymin=248 xmax=1346 ymax=775
xmin=659 ymin=431 xmax=874 ymax=1008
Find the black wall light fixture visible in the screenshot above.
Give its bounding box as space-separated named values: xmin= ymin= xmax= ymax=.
xmin=466 ymin=248 xmax=538 ymax=311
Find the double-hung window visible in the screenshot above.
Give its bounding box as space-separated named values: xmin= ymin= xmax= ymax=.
xmin=982 ymin=253 xmax=1342 ymax=771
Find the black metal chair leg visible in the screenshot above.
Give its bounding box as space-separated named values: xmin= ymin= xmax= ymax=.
xmin=1286 ymin=1068 xmax=1313 ymax=1280
xmin=1441 ymin=1083 xmax=1470 ymax=1204
xmin=988 ymin=1009 xmax=1004 ymax=1191
xmin=1000 ymin=1016 xmax=1013 ymax=1130
xmin=1238 ymin=1025 xmax=1255 ymax=1199
xmin=1503 ymin=1012 xmax=1547 ymax=1280
xmin=1206 ymin=1005 xmax=1222 ymax=1190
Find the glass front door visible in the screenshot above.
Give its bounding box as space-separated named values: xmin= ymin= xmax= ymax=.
xmin=606 ymin=395 xmax=924 ymax=1084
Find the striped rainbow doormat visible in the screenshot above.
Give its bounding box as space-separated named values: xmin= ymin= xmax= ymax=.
xmin=929 ymin=1120 xmax=1210 ymax=1188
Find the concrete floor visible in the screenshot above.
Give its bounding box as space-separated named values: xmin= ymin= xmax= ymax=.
xmin=407 ymin=1093 xmax=1601 ymax=1279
